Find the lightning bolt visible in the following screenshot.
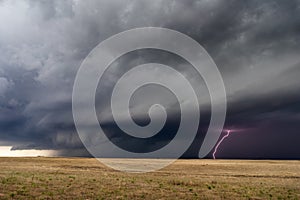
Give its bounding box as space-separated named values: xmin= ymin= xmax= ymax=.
xmin=212 ymin=130 xmax=231 ymax=159
xmin=212 ymin=128 xmax=252 ymax=159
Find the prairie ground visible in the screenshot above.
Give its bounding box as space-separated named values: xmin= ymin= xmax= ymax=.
xmin=0 ymin=157 xmax=299 ymax=199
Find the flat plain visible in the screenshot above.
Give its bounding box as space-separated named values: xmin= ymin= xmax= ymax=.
xmin=0 ymin=157 xmax=299 ymax=199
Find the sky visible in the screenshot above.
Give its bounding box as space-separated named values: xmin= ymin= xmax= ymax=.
xmin=0 ymin=0 xmax=299 ymax=158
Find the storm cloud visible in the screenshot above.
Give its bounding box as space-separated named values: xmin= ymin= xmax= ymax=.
xmin=0 ymin=0 xmax=299 ymax=158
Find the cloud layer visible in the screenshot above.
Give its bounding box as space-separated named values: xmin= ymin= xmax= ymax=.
xmin=0 ymin=0 xmax=299 ymax=158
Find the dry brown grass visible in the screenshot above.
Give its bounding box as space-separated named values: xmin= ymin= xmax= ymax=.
xmin=0 ymin=157 xmax=299 ymax=199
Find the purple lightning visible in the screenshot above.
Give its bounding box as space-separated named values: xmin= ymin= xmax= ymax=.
xmin=213 ymin=130 xmax=231 ymax=159
xmin=212 ymin=128 xmax=252 ymax=159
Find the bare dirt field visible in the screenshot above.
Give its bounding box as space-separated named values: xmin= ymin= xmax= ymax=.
xmin=0 ymin=157 xmax=299 ymax=199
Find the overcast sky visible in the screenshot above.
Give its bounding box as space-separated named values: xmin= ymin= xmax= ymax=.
xmin=0 ymin=0 xmax=299 ymax=158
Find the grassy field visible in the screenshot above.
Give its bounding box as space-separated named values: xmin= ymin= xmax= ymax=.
xmin=0 ymin=157 xmax=299 ymax=199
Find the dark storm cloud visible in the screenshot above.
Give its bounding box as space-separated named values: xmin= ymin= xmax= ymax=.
xmin=0 ymin=0 xmax=299 ymax=158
